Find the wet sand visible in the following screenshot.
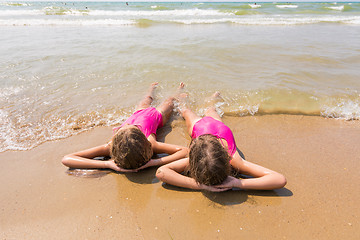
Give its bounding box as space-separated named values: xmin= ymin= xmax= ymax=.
xmin=0 ymin=115 xmax=359 ymax=240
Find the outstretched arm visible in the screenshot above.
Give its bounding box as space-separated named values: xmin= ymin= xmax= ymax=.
xmin=217 ymin=152 xmax=287 ymax=190
xmin=61 ymin=144 xmax=133 ymax=172
xmin=156 ymin=158 xmax=230 ymax=192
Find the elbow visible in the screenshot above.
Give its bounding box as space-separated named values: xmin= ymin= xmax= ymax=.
xmin=275 ymin=173 xmax=287 ymax=189
xmin=61 ymin=155 xmax=71 ymax=167
xmin=156 ymin=166 xmax=166 ymax=182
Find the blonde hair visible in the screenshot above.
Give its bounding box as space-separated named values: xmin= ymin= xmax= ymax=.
xmin=110 ymin=127 xmax=152 ymax=169
xmin=189 ymin=134 xmax=231 ymax=185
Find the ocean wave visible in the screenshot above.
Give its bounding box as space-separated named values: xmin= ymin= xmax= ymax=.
xmin=1 ymin=92 xmax=359 ymax=153
xmin=0 ymin=8 xmax=234 ymax=17
xmin=0 ymin=108 xmax=130 ymax=153
xmin=321 ymin=99 xmax=360 ymax=120
xmin=249 ymin=4 xmax=261 ymax=9
xmin=0 ymin=8 xmax=88 ymax=16
xmin=171 ymin=16 xmax=360 ymax=26
xmin=0 ymin=5 xmax=359 ymax=21
xmin=326 ymin=5 xmax=345 ymax=11
xmin=0 ymin=17 xmax=360 ymax=26
xmin=276 ymin=5 xmax=298 ymax=9
xmin=1 ymin=2 xmax=31 ymax=7
xmin=1 ymin=9 xmax=360 ymax=26
xmin=89 ymin=9 xmax=232 ymax=17
xmin=228 ymin=102 xmax=360 ymax=120
xmin=150 ymin=5 xmax=169 ymax=10
xmin=0 ymin=8 xmax=232 ymax=17
xmin=43 ymin=6 xmax=89 ymax=16
xmin=4 ymin=16 xmax=359 ymax=26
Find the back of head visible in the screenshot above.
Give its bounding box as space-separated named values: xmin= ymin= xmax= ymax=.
xmin=110 ymin=127 xmax=152 ymax=169
xmin=189 ymin=134 xmax=231 ymax=186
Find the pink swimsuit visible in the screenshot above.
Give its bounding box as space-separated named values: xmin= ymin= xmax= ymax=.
xmin=114 ymin=107 xmax=163 ymax=138
xmin=191 ymin=116 xmax=237 ymax=156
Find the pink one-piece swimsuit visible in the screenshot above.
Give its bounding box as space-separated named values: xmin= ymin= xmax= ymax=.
xmin=191 ymin=116 xmax=237 ymax=156
xmin=114 ymin=107 xmax=163 ymax=138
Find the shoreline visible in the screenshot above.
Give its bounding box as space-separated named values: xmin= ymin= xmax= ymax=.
xmin=2 ymin=112 xmax=359 ymax=154
xmin=1 ymin=114 xmax=359 ymax=239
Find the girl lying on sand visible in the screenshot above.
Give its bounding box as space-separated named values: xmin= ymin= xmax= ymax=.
xmin=62 ymin=82 xmax=188 ymax=172
xmin=156 ymin=90 xmax=287 ymax=191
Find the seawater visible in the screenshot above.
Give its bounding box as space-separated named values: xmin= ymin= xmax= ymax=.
xmin=1 ymin=1 xmax=360 ymax=152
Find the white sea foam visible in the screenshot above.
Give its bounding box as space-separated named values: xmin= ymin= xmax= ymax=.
xmin=0 ymin=9 xmax=87 ymax=16
xmin=276 ymin=5 xmax=298 ymax=9
xmin=0 ymin=109 xmax=129 ymax=152
xmin=89 ymin=9 xmax=232 ymax=17
xmin=172 ymin=16 xmax=360 ymax=26
xmin=346 ymin=18 xmax=360 ymax=25
xmin=239 ymin=104 xmax=260 ymax=116
xmin=174 ymin=18 xmax=233 ymax=25
xmin=249 ymin=4 xmax=261 ymax=9
xmin=0 ymin=86 xmax=23 ymax=100
xmin=2 ymin=15 xmax=360 ymax=26
xmin=0 ymin=109 xmax=27 ymax=152
xmin=321 ymin=100 xmax=360 ymax=120
xmin=1 ymin=8 xmax=359 ymax=26
xmin=0 ymin=8 xmax=230 ymax=17
xmin=327 ymin=5 xmax=345 ymax=11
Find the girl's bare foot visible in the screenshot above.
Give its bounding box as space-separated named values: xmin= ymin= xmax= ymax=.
xmin=205 ymin=91 xmax=223 ymax=106
xmin=173 ymin=82 xmax=185 ymax=98
xmin=147 ymin=82 xmax=159 ymax=99
xmin=149 ymin=82 xmax=158 ymax=92
xmin=177 ymin=92 xmax=190 ymax=112
xmin=212 ymin=91 xmax=221 ymax=99
xmin=178 ymin=82 xmax=185 ymax=90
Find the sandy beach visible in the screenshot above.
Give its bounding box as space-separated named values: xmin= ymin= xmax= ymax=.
xmin=1 ymin=2 xmax=360 ymax=239
xmin=1 ymin=115 xmax=359 ymax=239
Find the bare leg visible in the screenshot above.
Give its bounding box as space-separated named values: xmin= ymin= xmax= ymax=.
xmin=136 ymin=82 xmax=158 ymax=110
xmin=178 ymin=92 xmax=201 ymax=136
xmin=157 ymin=82 xmax=185 ymax=125
xmin=204 ymin=91 xmax=223 ymax=122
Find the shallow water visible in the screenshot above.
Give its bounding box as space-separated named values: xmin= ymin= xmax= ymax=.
xmin=1 ymin=1 xmax=360 ymax=152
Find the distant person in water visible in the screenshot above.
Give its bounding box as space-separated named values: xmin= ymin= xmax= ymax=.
xmin=62 ymin=82 xmax=188 ymax=172
xmin=156 ymin=89 xmax=286 ymax=191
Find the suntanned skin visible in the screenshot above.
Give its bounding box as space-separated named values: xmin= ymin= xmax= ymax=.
xmin=62 ymin=82 xmax=188 ymax=172
xmin=156 ymin=91 xmax=287 ymax=192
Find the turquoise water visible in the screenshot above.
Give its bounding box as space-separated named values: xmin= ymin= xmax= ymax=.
xmin=0 ymin=1 xmax=360 ymax=152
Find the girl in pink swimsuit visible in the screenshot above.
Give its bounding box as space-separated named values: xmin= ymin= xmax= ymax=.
xmin=62 ymin=82 xmax=188 ymax=172
xmin=156 ymin=91 xmax=287 ymax=192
